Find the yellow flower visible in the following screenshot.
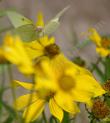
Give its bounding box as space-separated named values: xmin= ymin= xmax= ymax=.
xmin=35 ymin=54 xmax=105 ymax=105
xmin=21 ymin=34 xmax=105 ymax=122
xmin=23 ymin=36 xmax=57 ymax=60
xmin=2 ymin=34 xmax=34 ymax=74
xmin=88 ymin=28 xmax=110 ymax=57
xmin=14 ymin=54 xmax=105 ymax=123
xmin=24 ymin=35 xmax=105 ymax=104
xmin=14 ymin=77 xmax=79 ymax=123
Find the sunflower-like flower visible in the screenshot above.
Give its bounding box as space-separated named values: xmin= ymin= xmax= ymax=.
xmin=14 ymin=59 xmax=80 ymax=123
xmin=92 ymin=99 xmax=110 ymax=119
xmin=24 ymin=35 xmax=105 ymax=103
xmin=14 ymin=54 xmax=105 ymax=122
xmin=88 ymin=28 xmax=110 ymax=57
xmin=2 ymin=34 xmax=34 ymax=74
xmin=23 ymin=36 xmax=59 ymax=60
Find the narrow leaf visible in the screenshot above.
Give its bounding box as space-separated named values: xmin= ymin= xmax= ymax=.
xmin=1 ymin=101 xmax=16 ymax=117
xmin=104 ymin=57 xmax=110 ymax=81
xmin=3 ymin=116 xmax=14 ymax=123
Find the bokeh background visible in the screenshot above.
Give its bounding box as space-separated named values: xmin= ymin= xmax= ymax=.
xmin=0 ymin=0 xmax=110 ymax=123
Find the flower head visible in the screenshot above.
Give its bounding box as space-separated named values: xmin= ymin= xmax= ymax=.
xmin=103 ymin=79 xmax=110 ymax=93
xmin=14 ymin=78 xmax=79 ymax=123
xmin=24 ymin=36 xmax=59 ymax=60
xmin=37 ymin=54 xmax=105 ymax=105
xmin=2 ymin=34 xmax=34 ymax=74
xmin=14 ymin=53 xmax=105 ymax=122
xmin=24 ymin=34 xmax=105 ymax=105
xmin=88 ymin=28 xmax=110 ymax=57
xmin=92 ymin=99 xmax=110 ymax=119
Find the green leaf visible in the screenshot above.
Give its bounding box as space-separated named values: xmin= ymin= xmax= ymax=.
xmin=42 ymin=6 xmax=70 ymax=35
xmin=1 ymin=101 xmax=16 ymax=117
xmin=12 ymin=24 xmax=38 ymax=41
xmin=104 ymin=57 xmax=110 ymax=81
xmin=105 ymin=96 xmax=110 ymax=107
xmin=49 ymin=116 xmax=54 ymax=123
xmin=3 ymin=115 xmax=14 ymax=123
xmin=7 ymin=11 xmax=33 ymax=28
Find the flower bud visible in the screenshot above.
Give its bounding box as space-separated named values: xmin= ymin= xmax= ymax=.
xmin=92 ymin=99 xmax=110 ymax=119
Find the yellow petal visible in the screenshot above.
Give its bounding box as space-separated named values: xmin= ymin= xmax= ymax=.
xmin=40 ymin=58 xmax=55 ymax=79
xmin=35 ymin=57 xmax=59 ymax=92
xmin=14 ymin=93 xmax=38 ymax=110
xmin=3 ymin=48 xmax=21 ymax=64
xmin=3 ymin=35 xmax=34 ymax=74
xmin=54 ymin=91 xmax=79 ymax=114
xmin=73 ymin=75 xmax=105 ymax=101
xmin=88 ymin=28 xmax=102 ymax=46
xmin=39 ymin=36 xmax=55 ymax=47
xmin=4 ymin=34 xmax=14 ymax=46
xmin=50 ymin=53 xmax=92 ymax=80
xmin=96 ymin=47 xmax=110 ymax=57
xmin=24 ymin=41 xmax=44 ymax=60
xmin=49 ymin=98 xmax=63 ymax=122
xmin=36 ymin=12 xmax=44 ymax=28
xmin=14 ymin=80 xmax=36 ymax=90
xmin=72 ymin=90 xmax=93 ymax=106
xmin=35 ymin=76 xmax=57 ymax=91
xmin=80 ymin=75 xmax=105 ymax=96
xmin=23 ymin=99 xmax=45 ymax=123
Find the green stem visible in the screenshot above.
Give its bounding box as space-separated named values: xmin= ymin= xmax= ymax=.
xmin=85 ymin=104 xmax=91 ymax=114
xmin=90 ymin=119 xmax=94 ymax=123
xmin=53 ymin=116 xmax=58 ymax=123
xmin=7 ymin=64 xmax=20 ymax=122
xmin=42 ymin=111 xmax=48 ymax=123
xmin=7 ymin=64 xmax=16 ymax=101
xmin=0 ymin=65 xmax=5 ymax=122
xmin=90 ymin=57 xmax=102 ymax=72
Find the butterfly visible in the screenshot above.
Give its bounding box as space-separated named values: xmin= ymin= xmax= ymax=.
xmin=6 ymin=6 xmax=70 ymax=42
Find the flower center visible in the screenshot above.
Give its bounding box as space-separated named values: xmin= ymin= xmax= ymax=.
xmin=45 ymin=44 xmax=60 ymax=58
xmin=102 ymin=37 xmax=110 ymax=49
xmin=103 ymin=79 xmax=110 ymax=92
xmin=92 ymin=99 xmax=110 ymax=119
xmin=59 ymin=75 xmax=75 ymax=91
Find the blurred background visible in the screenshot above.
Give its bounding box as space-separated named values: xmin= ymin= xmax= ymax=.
xmin=0 ymin=0 xmax=110 ymax=123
